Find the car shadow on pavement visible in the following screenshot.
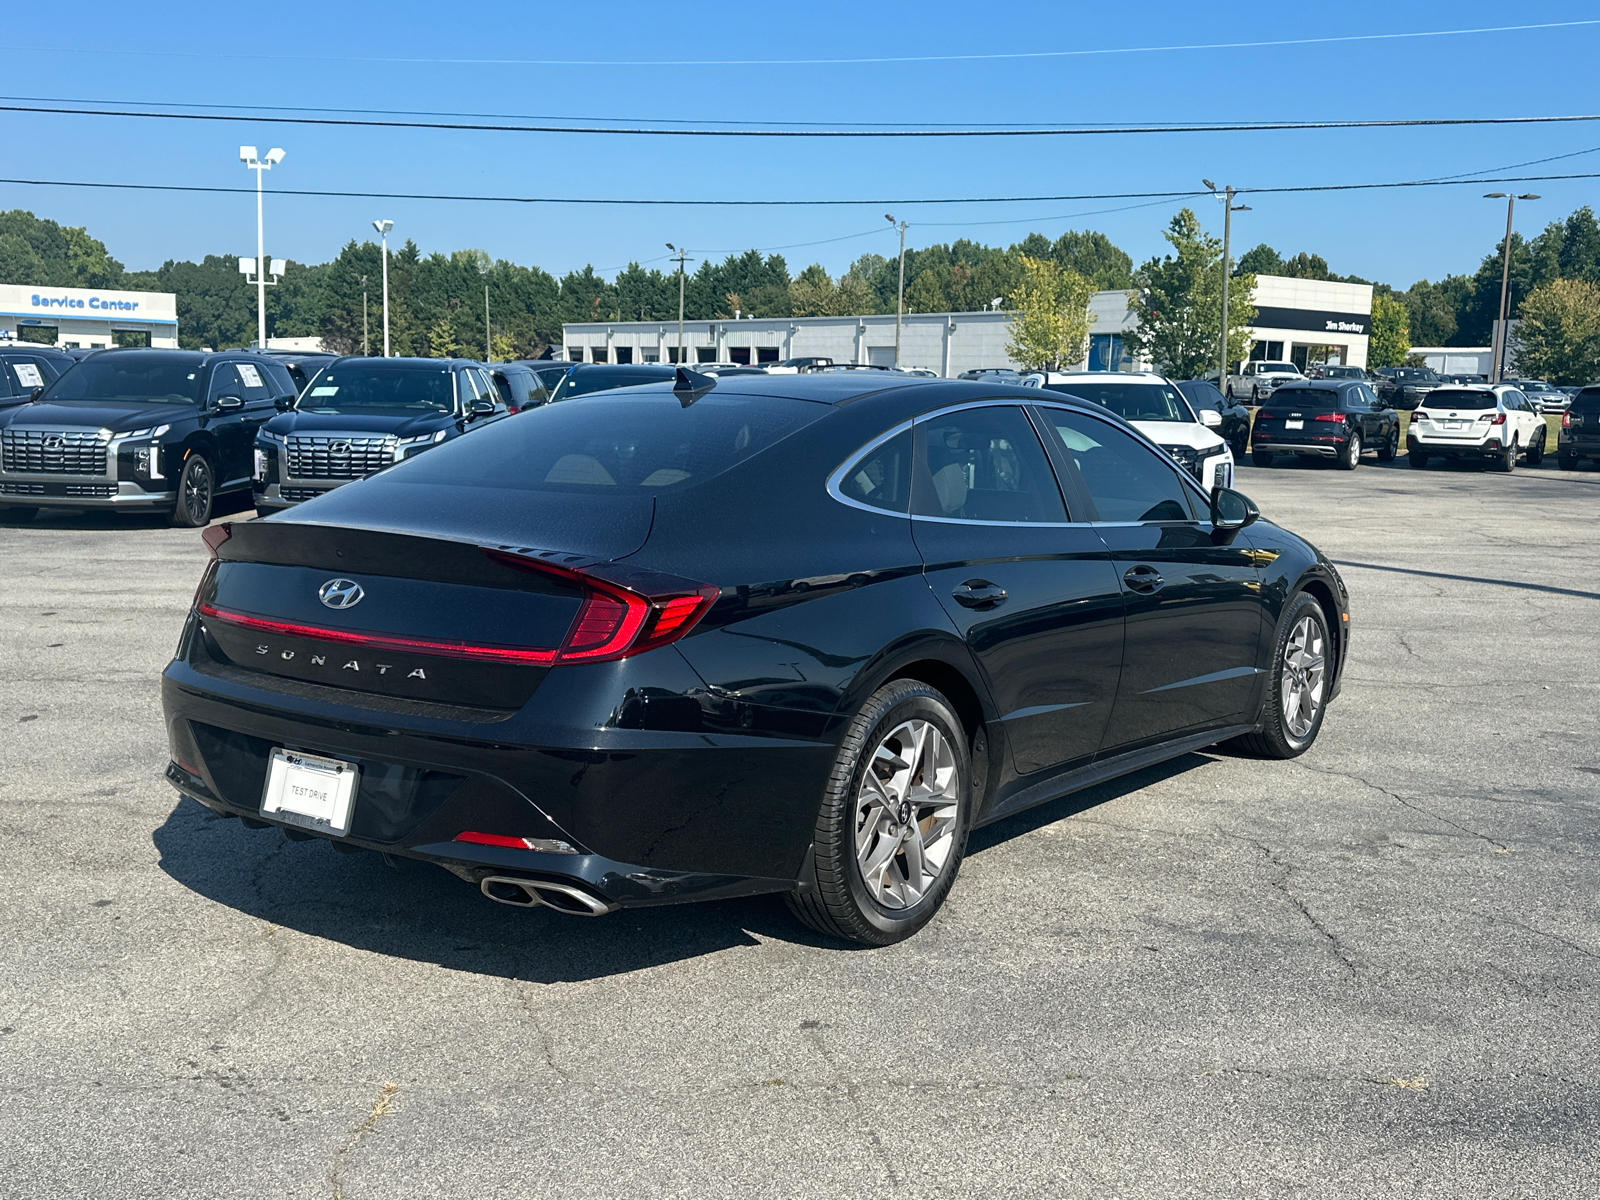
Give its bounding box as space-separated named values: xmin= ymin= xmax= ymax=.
xmin=153 ymin=756 xmax=1217 ymax=978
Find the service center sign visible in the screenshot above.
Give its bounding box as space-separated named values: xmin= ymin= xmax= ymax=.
xmin=0 ymin=283 xmax=177 ymax=324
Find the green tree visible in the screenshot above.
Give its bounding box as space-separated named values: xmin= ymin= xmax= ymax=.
xmin=1046 ymin=230 xmax=1134 ymax=290
xmin=1125 ymin=209 xmax=1256 ymax=379
xmin=1004 ymin=255 xmax=1094 ymax=371
xmin=426 ymin=313 xmax=459 ymax=358
xmin=1235 ymin=244 xmax=1283 ymax=276
xmin=1281 ymin=252 xmax=1334 ymax=281
xmin=1367 ymin=293 xmax=1411 ymax=367
xmin=1511 ymin=278 xmax=1600 ymax=385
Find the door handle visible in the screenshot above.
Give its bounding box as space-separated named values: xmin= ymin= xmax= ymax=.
xmin=951 ymin=580 xmax=1007 ymax=610
xmin=1122 ymin=564 xmax=1164 ymax=594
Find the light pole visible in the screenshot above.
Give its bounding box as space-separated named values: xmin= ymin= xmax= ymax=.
xmin=373 ymin=220 xmax=393 ymax=357
xmin=239 ymin=146 xmax=285 ymax=349
xmin=886 ymin=214 xmax=908 ymax=367
xmin=1484 ymin=192 xmax=1539 ymax=382
xmin=667 ymin=243 xmax=691 ymax=364
xmin=359 ymin=275 xmax=369 ymax=356
xmin=1204 ymin=180 xmax=1250 ymax=385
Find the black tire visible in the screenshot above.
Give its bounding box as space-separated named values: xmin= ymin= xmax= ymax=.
xmin=1525 ymin=431 xmax=1545 ymax=466
xmin=1376 ymin=430 xmax=1397 ymax=462
xmin=1252 ymin=450 xmax=1274 ymax=467
xmin=1408 ymin=448 xmax=1430 ymax=469
xmin=1559 ymin=451 xmax=1579 ymax=470
xmin=0 ymin=506 xmax=39 ymax=523
xmin=1339 ymin=432 xmax=1361 ymax=471
xmin=1232 ymin=433 xmax=1249 ymax=459
xmin=1494 ymin=439 xmax=1517 ymax=473
xmin=1226 ymin=592 xmax=1331 ymax=760
xmin=786 ymin=679 xmax=972 ymax=946
xmin=171 ymin=453 xmax=215 ymax=527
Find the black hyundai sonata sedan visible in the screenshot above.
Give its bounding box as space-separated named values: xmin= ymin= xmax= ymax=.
xmin=161 ymin=369 xmax=1349 ymax=944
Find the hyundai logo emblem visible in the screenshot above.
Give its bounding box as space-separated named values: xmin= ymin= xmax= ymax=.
xmin=329 ymin=441 xmax=351 ymax=455
xmin=318 ymin=578 xmax=365 ymax=610
xmin=42 ymin=435 xmax=65 ymax=450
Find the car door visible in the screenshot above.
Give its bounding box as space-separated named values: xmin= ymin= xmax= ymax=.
xmin=1034 ymin=404 xmax=1264 ymax=753
xmin=908 ymin=403 xmax=1126 ymax=776
xmin=203 ymin=363 xmax=257 ymax=487
xmin=231 ymin=360 xmax=279 ymax=463
xmin=1504 ymin=389 xmax=1539 ymax=447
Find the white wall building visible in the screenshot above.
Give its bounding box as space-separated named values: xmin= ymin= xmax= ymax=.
xmin=1411 ymin=346 xmax=1494 ymax=376
xmin=558 ymin=273 xmax=1373 ymax=378
xmin=0 ymin=283 xmax=178 ymax=350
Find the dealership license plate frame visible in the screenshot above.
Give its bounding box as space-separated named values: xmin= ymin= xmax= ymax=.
xmin=261 ymin=747 xmax=359 ymax=836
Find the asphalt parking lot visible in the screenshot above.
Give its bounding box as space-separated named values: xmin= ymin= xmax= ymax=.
xmin=3 ymin=452 xmax=1598 ymax=1199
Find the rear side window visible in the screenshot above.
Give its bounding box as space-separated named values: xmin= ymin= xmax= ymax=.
xmin=912 ymin=406 xmax=1067 ymax=523
xmin=836 ymin=428 xmax=913 ymax=514
xmin=1425 ymin=389 xmax=1497 ymax=411
xmin=260 ymin=361 xmax=297 ymax=396
xmin=387 ymin=392 xmax=826 ymax=494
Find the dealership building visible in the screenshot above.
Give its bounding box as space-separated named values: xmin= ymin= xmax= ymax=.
xmin=559 ymin=273 xmax=1373 ymax=377
xmin=0 ymin=283 xmax=178 ymax=350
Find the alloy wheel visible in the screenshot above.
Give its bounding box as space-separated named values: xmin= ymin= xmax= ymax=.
xmin=854 ymin=718 xmax=961 ymax=910
xmin=181 ymin=457 xmax=213 ymax=525
xmin=1280 ymin=616 xmax=1326 ymax=741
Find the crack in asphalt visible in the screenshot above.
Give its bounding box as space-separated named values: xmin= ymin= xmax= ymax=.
xmin=1294 ymin=763 xmax=1510 ymax=851
xmin=802 ymin=1024 xmax=904 ymax=1191
xmin=329 ymin=1081 xmax=401 ymax=1200
xmin=1245 ymin=841 xmax=1359 ymax=978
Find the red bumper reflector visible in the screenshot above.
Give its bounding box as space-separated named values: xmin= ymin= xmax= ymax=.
xmin=454 ymin=831 xmax=534 ymax=849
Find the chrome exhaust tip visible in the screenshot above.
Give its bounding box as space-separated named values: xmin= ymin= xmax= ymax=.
xmin=480 ymin=875 xmax=619 ymax=916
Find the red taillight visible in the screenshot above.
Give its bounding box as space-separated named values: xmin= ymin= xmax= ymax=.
xmin=1312 ymin=413 xmax=1344 ymax=423
xmin=1562 ymin=411 xmax=1572 ymax=429
xmin=481 ymin=548 xmax=719 ymax=664
xmin=197 ymin=603 xmax=560 ymax=664
xmin=454 ymin=831 xmax=533 ymax=849
xmin=1479 ymin=412 xmax=1505 ymax=425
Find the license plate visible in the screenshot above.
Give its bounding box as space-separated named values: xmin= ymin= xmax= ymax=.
xmin=1444 ymin=420 xmax=1465 ymax=429
xmin=1285 ymin=419 xmax=1303 ymax=430
xmin=261 ymin=748 xmax=359 ymax=836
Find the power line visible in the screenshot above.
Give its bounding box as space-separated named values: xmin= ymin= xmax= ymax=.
xmin=3 ymin=171 xmax=1598 ymax=209
xmin=6 ymin=101 xmax=1600 ymax=138
xmin=7 ymin=19 xmax=1597 ymax=68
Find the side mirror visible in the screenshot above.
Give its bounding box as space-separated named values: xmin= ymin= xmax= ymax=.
xmin=471 ymin=399 xmax=496 ymax=418
xmin=1199 ymin=408 xmax=1222 ymax=428
xmin=29 ymin=386 xmax=44 ymax=402
xmin=1210 ymin=486 xmax=1260 ymax=531
xmin=215 ymin=394 xmax=245 ymax=411
xmin=274 ymin=396 xmax=294 ymax=412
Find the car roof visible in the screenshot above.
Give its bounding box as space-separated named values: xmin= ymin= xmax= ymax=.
xmin=69 ymin=347 xmax=277 ymax=365
xmin=325 ymin=356 xmax=473 ymax=369
xmin=0 ymin=344 xmax=75 ymax=357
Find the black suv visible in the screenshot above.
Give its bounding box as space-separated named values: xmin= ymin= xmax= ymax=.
xmin=0 ymin=344 xmax=77 ymax=410
xmin=0 ymin=348 xmax=295 ymax=525
xmin=1373 ymin=366 xmax=1441 ymax=410
xmin=1250 ymin=380 xmax=1401 ymax=470
xmin=1177 ymin=378 xmax=1251 ymax=458
xmin=252 ymin=357 xmax=505 ymax=514
xmin=1559 ymin=386 xmax=1600 ymax=469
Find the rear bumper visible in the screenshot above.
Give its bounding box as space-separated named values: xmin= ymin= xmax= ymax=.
xmin=159 ymin=623 xmax=834 ymax=909
xmin=1408 ymin=433 xmax=1497 ymax=456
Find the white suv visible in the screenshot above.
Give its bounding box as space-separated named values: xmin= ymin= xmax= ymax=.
xmin=1020 ymin=371 xmax=1235 ymax=490
xmin=1407 ymin=384 xmax=1549 ymax=471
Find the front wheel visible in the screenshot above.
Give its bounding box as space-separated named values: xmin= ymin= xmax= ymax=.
xmin=1226 ymin=592 xmax=1331 ymax=759
xmin=1525 ymin=431 xmax=1545 ymax=465
xmin=171 ymin=453 xmax=215 ymax=527
xmin=786 ymin=679 xmax=971 ymax=946
xmin=1339 ymin=432 xmax=1361 ymax=470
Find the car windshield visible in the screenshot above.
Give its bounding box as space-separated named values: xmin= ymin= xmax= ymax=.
xmin=389 ymin=391 xmax=826 ymax=494
xmin=1044 ymin=380 xmax=1195 ymax=423
xmin=299 ymin=365 xmax=455 ymax=413
xmin=549 ymin=366 xmax=676 ymax=402
xmin=1424 ymin=389 xmax=1497 ymax=411
xmin=1268 ymin=387 xmax=1341 ymax=411
xmin=1257 ymin=362 xmax=1297 ymax=374
xmin=40 ymin=354 xmax=202 ymax=404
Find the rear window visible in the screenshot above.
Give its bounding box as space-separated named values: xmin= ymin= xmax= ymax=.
xmin=1424 ymin=389 xmax=1497 ymax=411
xmin=301 ymin=365 xmax=455 ymax=413
xmin=1571 ymin=388 xmax=1600 ymax=414
xmin=1267 ymin=387 xmax=1339 ymax=410
xmin=549 ymin=366 xmax=675 ymax=402
xmin=386 ymin=391 xmax=827 ymax=494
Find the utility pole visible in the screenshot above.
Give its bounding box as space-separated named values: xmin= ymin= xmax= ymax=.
xmin=1484 ymin=192 xmax=1539 ymax=381
xmin=359 ymin=276 xmax=369 ymax=356
xmin=373 ymin=220 xmax=393 ymax=357
xmin=886 ymin=214 xmax=908 ymax=367
xmin=667 ymin=243 xmax=690 ymax=364
xmin=1204 ymin=180 xmax=1251 ymax=386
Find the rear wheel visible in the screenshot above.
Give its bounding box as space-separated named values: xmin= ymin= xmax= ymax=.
xmin=1408 ymin=447 xmax=1430 ymax=468
xmin=786 ymin=679 xmax=971 ymax=946
xmin=1339 ymin=432 xmax=1361 ymax=470
xmin=1252 ymin=450 xmax=1274 ymax=467
xmin=1559 ymin=450 xmax=1579 ymax=470
xmin=0 ymin=506 xmax=39 ymax=523
xmin=171 ymin=453 xmax=214 ymax=527
xmin=1227 ymin=592 xmax=1330 ymax=759
xmin=1376 ymin=430 xmax=1397 ymax=462
xmin=1525 ymin=430 xmax=1545 ymax=465
xmin=1494 ymin=439 xmax=1517 ymax=473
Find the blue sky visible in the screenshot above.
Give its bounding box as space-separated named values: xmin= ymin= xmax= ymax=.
xmin=5 ymin=1 xmax=1599 ymax=289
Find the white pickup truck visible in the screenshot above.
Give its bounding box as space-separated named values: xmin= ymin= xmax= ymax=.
xmin=1225 ymin=360 xmax=1306 ymax=403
